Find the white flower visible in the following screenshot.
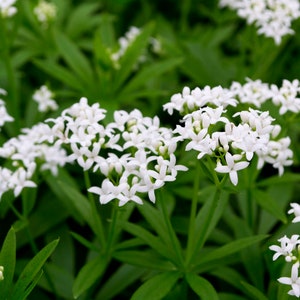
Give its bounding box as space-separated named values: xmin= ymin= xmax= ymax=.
xmin=88 ymin=179 xmax=128 ymax=205
xmin=33 ymin=0 xmax=56 ymax=27
xmin=229 ymin=78 xmax=272 ymax=107
xmin=278 ymin=262 xmax=300 ymax=298
xmin=215 ymin=152 xmax=249 ymax=185
xmin=288 ymin=203 xmax=300 ymax=223
xmin=271 ymin=79 xmax=300 ymax=114
xmin=33 ymin=85 xmax=58 ymax=112
xmin=111 ymin=26 xmax=142 ymax=66
xmin=0 ymin=0 xmax=17 ymax=17
xmin=220 ymin=0 xmax=300 ymax=45
xmin=10 ymin=167 xmax=37 ymax=197
xmin=0 ymin=100 xmax=14 ymax=127
xmin=269 ymin=235 xmax=300 ymax=262
xmin=163 ymin=86 xmax=237 ymax=116
xmin=0 ymin=266 xmax=3 ymax=280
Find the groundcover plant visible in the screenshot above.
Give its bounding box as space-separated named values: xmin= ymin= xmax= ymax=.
xmin=1 ymin=0 xmax=300 ymax=299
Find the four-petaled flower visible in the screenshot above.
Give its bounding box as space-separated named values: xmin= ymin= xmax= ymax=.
xmin=215 ymin=152 xmax=249 ymax=185
xmin=278 ymin=262 xmax=300 ymax=298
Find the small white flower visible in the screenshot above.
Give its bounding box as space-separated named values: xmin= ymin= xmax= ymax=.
xmin=278 ymin=262 xmax=300 ymax=297
xmin=10 ymin=167 xmax=37 ymax=197
xmin=0 ymin=0 xmax=17 ymax=17
xmin=220 ymin=0 xmax=300 ymax=45
xmin=269 ymin=235 xmax=300 ymax=262
xmin=33 ymin=85 xmax=58 ymax=112
xmin=215 ymin=152 xmax=249 ymax=185
xmin=34 ymin=0 xmax=57 ymax=27
xmin=0 ymin=101 xmax=14 ymax=127
xmin=288 ymin=203 xmax=300 ymax=223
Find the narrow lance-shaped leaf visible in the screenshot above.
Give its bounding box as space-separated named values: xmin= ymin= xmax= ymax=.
xmin=114 ymin=22 xmax=155 ymax=91
xmin=131 ymin=271 xmax=181 ymax=300
xmin=11 ymin=239 xmax=59 ymax=300
xmin=252 ymin=189 xmax=287 ymax=223
xmin=53 ymin=29 xmax=95 ymax=87
xmin=194 ymin=234 xmax=268 ymax=268
xmin=240 ymin=281 xmax=269 ymax=300
xmin=0 ymin=227 xmax=16 ymax=299
xmin=72 ymin=254 xmax=108 ymax=299
xmin=96 ymin=264 xmax=146 ymax=300
xmin=185 ymin=273 xmax=219 ymax=300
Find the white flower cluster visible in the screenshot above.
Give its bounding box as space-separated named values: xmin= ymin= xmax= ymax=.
xmin=270 ymin=203 xmax=300 ymax=298
xmin=0 ymin=88 xmax=14 ymax=128
xmin=219 ymin=0 xmax=300 ymax=45
xmin=0 ymin=122 xmax=69 ymax=198
xmin=230 ymin=78 xmax=300 ymax=115
xmin=164 ymin=82 xmax=294 ymax=185
xmin=165 ymin=78 xmax=300 ymax=116
xmin=110 ymin=26 xmax=161 ymax=68
xmin=0 ymin=0 xmax=17 ymax=18
xmin=33 ymin=0 xmax=57 ymax=27
xmin=33 ymin=85 xmax=58 ymax=112
xmin=47 ymin=97 xmax=187 ymax=206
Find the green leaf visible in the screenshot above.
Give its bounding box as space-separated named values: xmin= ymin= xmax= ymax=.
xmin=114 ymin=22 xmax=155 ymax=91
xmin=137 ymin=202 xmax=174 ymax=254
xmin=55 ymin=180 xmax=104 ymax=240
xmin=44 ymin=172 xmax=85 ymax=225
xmin=11 ymin=239 xmax=59 ymax=300
xmin=209 ymin=267 xmax=247 ymax=293
xmin=240 ymin=281 xmax=269 ymax=300
xmin=119 ymin=221 xmax=176 ymax=263
xmin=253 ymin=189 xmax=287 ymax=223
xmin=34 ymin=59 xmax=85 ymax=91
xmin=16 ymin=193 xmax=68 ymax=248
xmin=96 ymin=264 xmax=146 ymax=300
xmin=70 ymin=231 xmax=101 ymax=252
xmin=257 ymin=172 xmax=300 ymax=187
xmin=65 ymin=3 xmax=101 ymax=38
xmin=113 ymin=250 xmax=176 ymax=271
xmin=194 ymin=235 xmax=268 ymax=268
xmin=36 ymin=262 xmax=74 ymax=299
xmin=187 ymin=187 xmax=228 ymax=263
xmin=94 ymin=29 xmax=114 ymax=71
xmin=53 ymin=30 xmax=95 ymax=87
xmin=119 ymin=57 xmax=183 ymax=95
xmin=186 ymin=273 xmax=219 ymax=300
xmin=72 ymin=254 xmax=108 ymax=299
xmin=218 ymin=293 xmax=248 ymax=300
xmin=0 ymin=227 xmax=16 ymax=299
xmin=131 ymin=271 xmax=180 ymax=300
xmin=225 ymin=210 xmax=265 ymax=291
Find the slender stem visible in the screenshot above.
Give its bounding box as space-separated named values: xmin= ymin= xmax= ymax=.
xmin=158 ymin=190 xmax=184 ymax=268
xmin=185 ymin=160 xmax=201 ymax=265
xmin=84 ymin=171 xmax=106 ymax=247
xmin=105 ymin=203 xmax=118 ymax=255
xmin=9 ymin=203 xmax=24 ymax=221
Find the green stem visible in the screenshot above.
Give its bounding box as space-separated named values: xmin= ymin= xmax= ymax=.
xmin=158 ymin=190 xmax=184 ymax=268
xmin=105 ymin=203 xmax=118 ymax=255
xmin=9 ymin=203 xmax=24 ymax=221
xmin=185 ymin=160 xmax=201 ymax=265
xmin=84 ymin=171 xmax=106 ymax=247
